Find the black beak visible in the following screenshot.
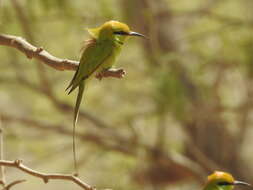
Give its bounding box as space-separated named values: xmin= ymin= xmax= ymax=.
xmin=233 ymin=181 xmax=252 ymax=187
xmin=129 ymin=31 xmax=146 ymax=38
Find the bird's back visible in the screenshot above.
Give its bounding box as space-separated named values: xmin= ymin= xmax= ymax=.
xmin=67 ymin=38 xmax=117 ymax=93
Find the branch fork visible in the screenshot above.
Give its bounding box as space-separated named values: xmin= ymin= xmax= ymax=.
xmin=0 ymin=160 xmax=96 ymax=190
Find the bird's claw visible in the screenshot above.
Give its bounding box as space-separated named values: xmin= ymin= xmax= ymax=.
xmin=115 ymin=68 xmax=126 ymax=78
xmin=95 ymin=68 xmax=126 ymax=80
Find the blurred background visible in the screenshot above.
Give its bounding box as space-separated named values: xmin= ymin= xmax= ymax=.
xmin=1 ymin=0 xmax=253 ymax=189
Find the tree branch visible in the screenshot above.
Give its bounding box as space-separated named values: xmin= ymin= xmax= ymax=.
xmin=0 ymin=34 xmax=126 ymax=78
xmin=96 ymin=68 xmax=126 ymax=80
xmin=0 ymin=34 xmax=78 ymax=71
xmin=1 ymin=113 xmax=134 ymax=155
xmin=0 ymin=160 xmax=95 ymax=190
xmin=3 ymin=180 xmax=26 ymax=190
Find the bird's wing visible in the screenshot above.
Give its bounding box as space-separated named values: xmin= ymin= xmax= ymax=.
xmin=66 ymin=40 xmax=114 ymax=94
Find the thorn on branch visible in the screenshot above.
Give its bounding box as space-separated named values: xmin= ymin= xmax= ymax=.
xmin=14 ymin=160 xmax=22 ymax=166
xmin=35 ymin=47 xmax=43 ymax=53
xmin=61 ymin=59 xmax=69 ymax=65
xmin=43 ymin=177 xmax=48 ymax=183
xmin=25 ymin=51 xmax=32 ymax=59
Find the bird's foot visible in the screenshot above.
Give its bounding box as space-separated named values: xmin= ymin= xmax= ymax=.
xmin=95 ymin=68 xmax=126 ymax=81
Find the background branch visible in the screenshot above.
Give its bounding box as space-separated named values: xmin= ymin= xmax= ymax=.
xmin=3 ymin=180 xmax=26 ymax=190
xmin=0 ymin=160 xmax=94 ymax=190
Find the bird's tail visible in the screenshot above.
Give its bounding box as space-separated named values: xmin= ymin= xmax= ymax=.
xmin=73 ymin=80 xmax=85 ymax=176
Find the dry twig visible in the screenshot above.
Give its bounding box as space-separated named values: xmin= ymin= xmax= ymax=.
xmin=0 ymin=160 xmax=95 ymax=190
xmin=3 ymin=180 xmax=26 ymax=190
xmin=0 ymin=34 xmax=77 ymax=71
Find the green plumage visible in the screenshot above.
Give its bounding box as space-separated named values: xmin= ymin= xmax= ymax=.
xmin=203 ymin=171 xmax=251 ymax=190
xmin=66 ymin=20 xmax=144 ymax=175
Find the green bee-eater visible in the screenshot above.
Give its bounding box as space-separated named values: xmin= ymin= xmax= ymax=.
xmin=66 ymin=20 xmax=145 ymax=174
xmin=204 ymin=171 xmax=251 ymax=190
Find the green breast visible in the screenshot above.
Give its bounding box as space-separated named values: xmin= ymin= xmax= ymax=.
xmin=100 ymin=40 xmax=123 ymax=70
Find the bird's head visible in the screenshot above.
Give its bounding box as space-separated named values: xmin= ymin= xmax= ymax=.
xmin=88 ymin=20 xmax=145 ymax=43
xmin=204 ymin=171 xmax=251 ymax=190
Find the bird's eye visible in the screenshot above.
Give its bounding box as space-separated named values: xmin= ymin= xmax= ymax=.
xmin=113 ymin=31 xmax=129 ymax=35
xmin=218 ymin=182 xmax=232 ymax=186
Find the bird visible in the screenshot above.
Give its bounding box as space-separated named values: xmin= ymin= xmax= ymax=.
xmin=66 ymin=20 xmax=145 ymax=175
xmin=204 ymin=171 xmax=251 ymax=190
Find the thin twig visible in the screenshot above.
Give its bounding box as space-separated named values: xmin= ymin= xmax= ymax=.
xmin=0 ymin=34 xmax=77 ymax=71
xmin=3 ymin=180 xmax=26 ymax=190
xmin=0 ymin=160 xmax=95 ymax=190
xmin=0 ymin=120 xmax=5 ymax=187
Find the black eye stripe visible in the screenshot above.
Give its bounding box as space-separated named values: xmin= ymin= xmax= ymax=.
xmin=113 ymin=31 xmax=129 ymax=35
xmin=218 ymin=182 xmax=233 ymax=186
